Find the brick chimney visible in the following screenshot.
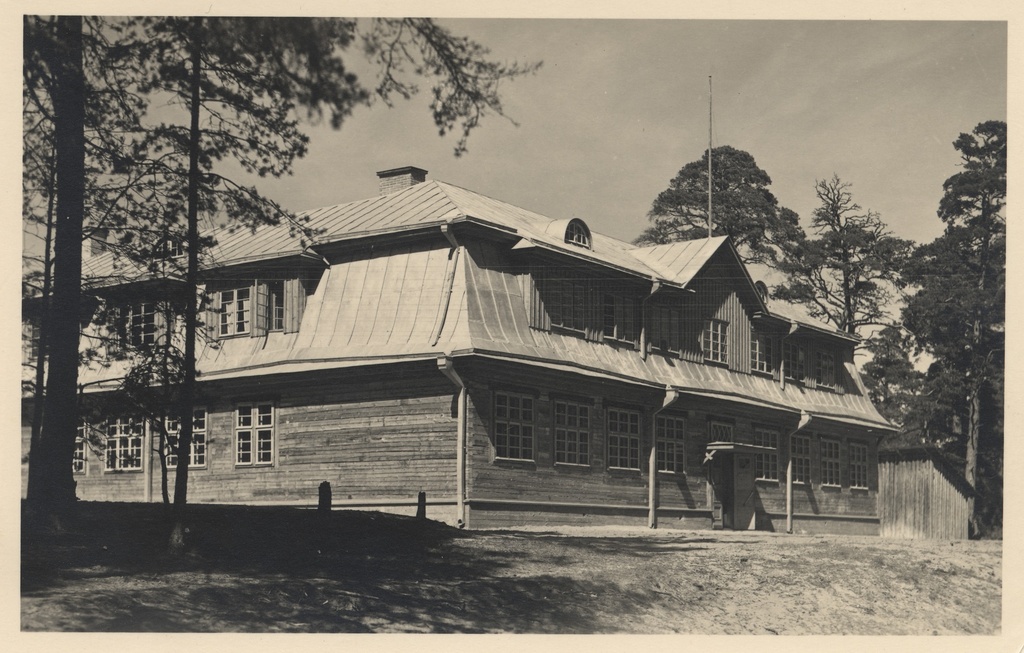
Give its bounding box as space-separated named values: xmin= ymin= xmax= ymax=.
xmin=376 ymin=166 xmax=428 ymax=196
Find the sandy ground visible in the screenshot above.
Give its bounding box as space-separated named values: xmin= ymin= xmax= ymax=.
xmin=20 ymin=504 xmax=1001 ymax=634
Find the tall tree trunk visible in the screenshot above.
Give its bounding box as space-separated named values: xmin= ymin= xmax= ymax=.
xmin=26 ymin=16 xmax=86 ymax=526
xmin=169 ymin=17 xmax=203 ymax=552
xmin=29 ymin=145 xmax=57 ymax=468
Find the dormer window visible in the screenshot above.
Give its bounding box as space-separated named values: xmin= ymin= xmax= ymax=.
xmin=564 ymin=219 xmax=592 ymax=250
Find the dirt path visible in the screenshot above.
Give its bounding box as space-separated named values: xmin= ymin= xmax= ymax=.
xmin=21 ymin=505 xmax=1001 ymax=633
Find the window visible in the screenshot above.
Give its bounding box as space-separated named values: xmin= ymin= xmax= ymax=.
xmin=751 ymin=332 xmax=773 ymax=374
xmin=159 ymin=239 xmax=184 ymax=259
xmin=219 ymin=287 xmax=252 ymax=337
xmin=702 ymin=319 xmax=728 ymax=364
xmin=547 ymin=273 xmax=590 ymax=334
xmin=815 ymin=350 xmax=836 ymax=388
xmin=649 ymin=302 xmax=682 ymax=354
xmin=494 ymin=392 xmax=534 ymax=461
xmin=656 ymin=415 xmax=686 ymax=473
xmin=607 ymin=408 xmax=641 ymax=470
xmin=166 ymin=408 xmax=208 ymax=468
xmin=27 ymin=321 xmax=41 ymax=362
xmin=554 ymin=400 xmax=590 ymax=466
xmin=128 ymin=302 xmax=158 ymax=347
xmin=709 ymin=421 xmax=734 ymax=443
xmin=267 ymin=280 xmax=285 ymax=332
xmin=236 ymin=404 xmax=274 ymax=466
xmin=73 ymin=423 xmax=87 ymax=474
xmin=821 ymin=438 xmax=841 ymax=486
xmin=850 ymin=442 xmax=868 ymax=489
xmin=602 ymin=293 xmax=637 ymax=344
xmin=783 ymin=341 xmax=805 ymax=381
xmin=564 ymin=219 xmax=592 ymax=249
xmin=790 ymin=434 xmax=811 ymax=484
xmin=753 ymin=428 xmax=779 ymax=481
xmin=105 ymin=416 xmax=144 ymax=471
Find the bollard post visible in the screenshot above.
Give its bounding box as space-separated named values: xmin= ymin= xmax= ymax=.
xmin=318 ymin=481 xmax=332 ymax=513
xmin=416 ymin=491 xmax=426 ymax=519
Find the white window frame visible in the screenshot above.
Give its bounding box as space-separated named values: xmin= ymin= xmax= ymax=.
xmin=753 ymin=427 xmax=779 ymax=481
xmin=850 ymin=441 xmax=869 ymax=489
xmin=783 ymin=341 xmax=805 ymax=382
xmin=607 ymin=408 xmax=641 ymax=470
xmin=656 ymin=415 xmax=686 ymax=473
xmin=790 ymin=434 xmax=811 ymax=484
xmin=751 ymin=332 xmax=773 ymax=374
xmin=816 ymin=350 xmax=836 ymax=388
xmin=494 ymin=392 xmax=534 ymax=461
xmin=166 ymin=408 xmax=208 ymax=468
xmin=219 ymin=287 xmax=252 ymax=337
xmin=267 ymin=280 xmax=285 ymax=332
xmin=565 ymin=220 xmax=592 ymax=249
xmin=821 ymin=438 xmax=841 ymax=486
xmin=554 ymin=400 xmax=590 ymax=466
xmin=73 ymin=423 xmax=87 ymax=474
xmin=128 ymin=301 xmax=158 ymax=347
xmin=105 ymin=416 xmax=144 ymax=471
xmin=602 ymin=292 xmax=637 ymax=344
xmin=702 ymin=319 xmax=728 ymax=364
xmin=236 ymin=403 xmax=274 ymax=466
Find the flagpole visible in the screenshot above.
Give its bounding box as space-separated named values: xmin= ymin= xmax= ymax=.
xmin=707 ymin=75 xmax=713 ymax=239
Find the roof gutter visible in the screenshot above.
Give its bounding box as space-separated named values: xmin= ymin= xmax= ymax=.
xmin=436 ymin=354 xmax=467 ymax=528
xmin=786 ymin=411 xmax=813 ymax=534
xmin=648 ymin=388 xmax=679 ymax=528
xmin=430 ymin=220 xmax=462 ymax=347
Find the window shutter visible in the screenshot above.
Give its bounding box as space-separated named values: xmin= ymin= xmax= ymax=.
xmin=284 ymin=277 xmax=304 ymax=334
xmin=154 ymin=302 xmax=168 ymax=346
xmin=205 ymin=288 xmax=220 ymax=341
xmin=253 ymin=282 xmax=269 ymax=337
xmin=107 ymin=305 xmax=124 ymax=357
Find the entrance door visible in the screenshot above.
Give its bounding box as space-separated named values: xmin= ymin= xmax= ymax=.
xmin=732 ymin=453 xmax=756 ymax=530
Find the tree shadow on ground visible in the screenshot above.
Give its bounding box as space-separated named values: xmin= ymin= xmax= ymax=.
xmin=22 ymin=503 xmax=670 ymax=632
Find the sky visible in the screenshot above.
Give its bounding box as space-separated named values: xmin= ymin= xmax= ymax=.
xmin=247 ymin=19 xmax=1007 ymax=247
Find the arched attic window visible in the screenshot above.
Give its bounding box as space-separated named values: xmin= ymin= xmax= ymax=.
xmin=754 ymin=280 xmax=769 ymax=304
xmin=564 ymin=218 xmax=592 ymax=250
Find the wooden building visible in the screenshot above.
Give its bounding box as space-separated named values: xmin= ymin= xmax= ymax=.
xmin=878 ymin=447 xmax=974 ymax=540
xmin=21 ymin=166 xmax=894 ymax=533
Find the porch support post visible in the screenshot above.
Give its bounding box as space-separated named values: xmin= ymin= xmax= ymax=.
xmin=649 ymin=388 xmax=679 ymax=529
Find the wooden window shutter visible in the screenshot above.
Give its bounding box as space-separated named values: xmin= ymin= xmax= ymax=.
xmin=253 ymin=282 xmax=269 ymax=337
xmin=284 ymin=277 xmax=304 ymax=334
xmin=205 ymin=288 xmax=220 ymax=341
xmin=107 ymin=304 xmax=124 ymax=357
xmin=154 ymin=301 xmax=168 ymax=345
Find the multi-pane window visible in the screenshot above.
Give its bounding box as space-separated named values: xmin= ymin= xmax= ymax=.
xmin=850 ymin=442 xmax=869 ymax=489
xmin=236 ymin=404 xmax=274 ymax=466
xmin=128 ymin=302 xmax=158 ymax=347
xmin=649 ymin=302 xmax=682 ymax=354
xmin=602 ymin=293 xmax=638 ymax=344
xmin=751 ymin=332 xmax=773 ymax=374
xmin=702 ymin=319 xmax=728 ymax=363
xmin=160 ymin=239 xmax=184 ymax=259
xmin=554 ymin=400 xmax=590 ymax=466
xmin=219 ymin=288 xmax=252 ymax=337
xmin=815 ymin=351 xmax=836 ymax=388
xmin=267 ymin=280 xmax=285 ymax=332
xmin=166 ymin=409 xmax=208 ymax=468
xmin=105 ymin=416 xmax=144 ymax=471
xmin=494 ymin=392 xmax=534 ymax=461
xmin=565 ymin=220 xmax=591 ymax=249
xmin=547 ymin=274 xmax=590 ymax=334
xmin=656 ymin=415 xmax=686 ymax=473
xmin=607 ymin=409 xmax=641 ymax=470
xmin=73 ymin=423 xmax=87 ymax=474
xmin=709 ymin=421 xmax=734 ymax=443
xmin=753 ymin=428 xmax=779 ymax=481
xmin=821 ymin=438 xmax=841 ymax=486
xmin=791 ymin=434 xmax=811 ymax=483
xmin=783 ymin=341 xmax=805 ymax=381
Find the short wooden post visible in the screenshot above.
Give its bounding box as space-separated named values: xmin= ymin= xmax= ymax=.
xmin=416 ymin=491 xmax=427 ymax=519
xmin=318 ymin=481 xmax=332 ymax=513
